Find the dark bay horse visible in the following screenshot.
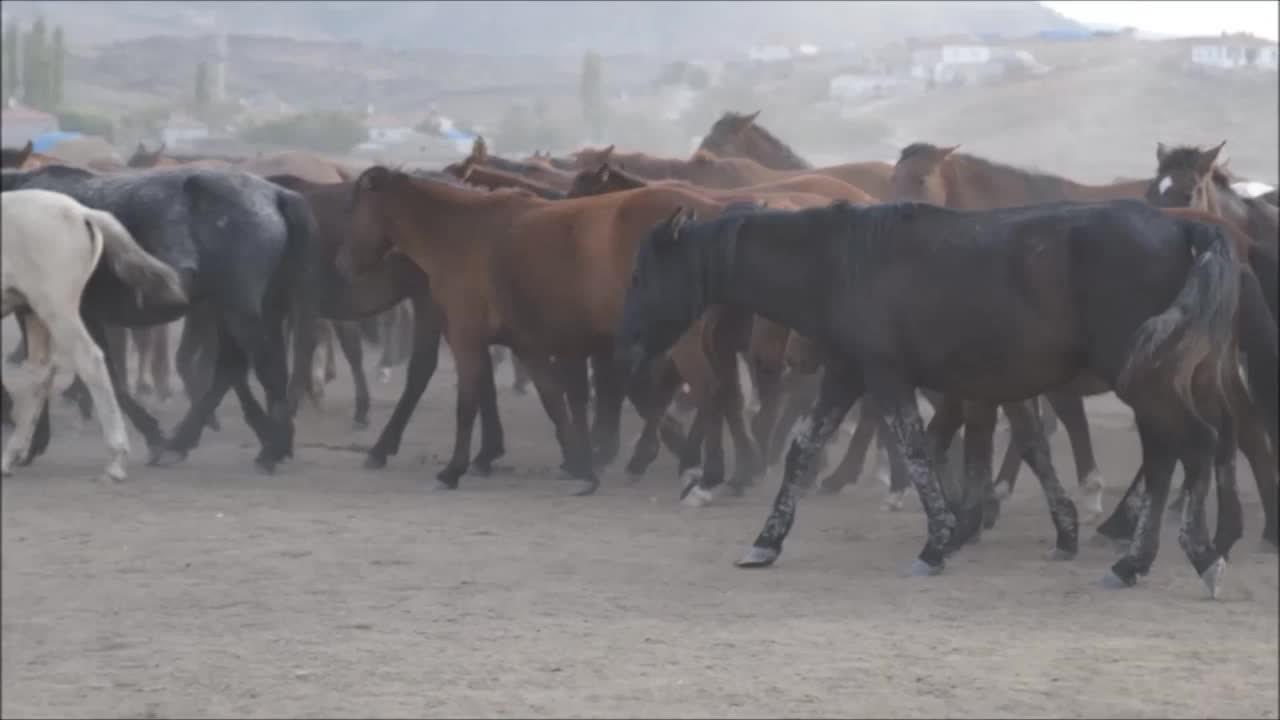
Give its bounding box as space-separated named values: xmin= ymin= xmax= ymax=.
xmin=882 ymin=142 xmax=1156 ymax=520
xmin=618 ymin=199 xmax=1259 ymax=598
xmin=1147 ymin=141 xmax=1278 ymax=252
xmin=2 ymin=164 xmax=320 ymax=473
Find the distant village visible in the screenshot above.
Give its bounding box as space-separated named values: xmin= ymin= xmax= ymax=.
xmin=2 ymin=23 xmax=1277 ymax=166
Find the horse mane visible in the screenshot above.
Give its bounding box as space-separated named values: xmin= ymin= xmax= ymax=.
xmin=903 ymin=142 xmax=1094 ymax=199
xmin=736 ymin=116 xmax=812 ymax=169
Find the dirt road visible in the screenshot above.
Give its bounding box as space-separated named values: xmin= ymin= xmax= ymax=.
xmin=3 ymin=333 xmax=1277 ymax=719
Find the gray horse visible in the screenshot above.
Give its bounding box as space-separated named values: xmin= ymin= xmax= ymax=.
xmin=2 ymin=164 xmax=320 ymax=473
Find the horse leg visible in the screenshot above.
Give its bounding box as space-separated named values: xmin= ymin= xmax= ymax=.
xmin=511 ymin=355 xmax=531 ymax=395
xmin=0 ymin=317 xmax=54 ymax=476
xmin=737 ymin=362 xmax=863 ymax=568
xmin=333 ymin=321 xmax=370 ymax=429
xmin=767 ymin=373 xmax=819 ymax=467
xmin=236 ymin=308 xmax=295 ymax=472
xmin=53 ymin=312 xmax=132 ymax=482
xmin=959 ymin=401 xmax=997 ymax=545
xmin=150 ymin=322 xmax=174 ymax=402
xmin=516 ymin=350 xmax=598 ymax=495
xmin=1002 ymin=400 xmax=1078 ymax=560
xmin=1038 ymin=390 xmax=1105 ymax=522
xmin=621 ymin=356 xmax=685 ymax=483
xmin=155 ymin=323 xmax=247 ymax=465
xmin=175 ymin=310 xmax=221 ymax=431
xmin=365 ymin=296 xmax=446 ymax=469
xmin=130 ymin=326 xmax=154 ymax=397
xmin=84 ymin=319 xmax=168 ymax=459
xmin=1228 ymin=377 xmax=1277 ymax=550
xmin=748 ymin=361 xmax=784 ymax=463
xmin=471 ymin=345 xmax=506 ymax=474
xmin=1210 ymin=401 xmax=1243 ymax=560
xmin=588 ymin=351 xmax=624 ymax=467
xmin=434 ymin=335 xmax=490 ymax=489
xmin=560 ymin=354 xmax=596 ymax=474
xmin=817 ymin=397 xmax=875 ymax=495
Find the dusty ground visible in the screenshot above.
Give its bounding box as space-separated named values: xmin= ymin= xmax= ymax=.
xmin=2 ymin=326 xmax=1277 ymax=719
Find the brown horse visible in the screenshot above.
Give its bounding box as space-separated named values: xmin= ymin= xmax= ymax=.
xmin=445 ymin=137 xmax=576 ymax=192
xmin=694 ymin=110 xmax=896 ymax=199
xmin=446 ymin=156 xmax=566 ymax=199
xmin=1147 ymin=141 xmax=1278 ymax=251
xmin=1 ymin=141 xmax=62 ymax=169
xmin=126 ymin=142 xmax=235 ymax=170
xmin=337 ymin=168 xmax=767 ymax=497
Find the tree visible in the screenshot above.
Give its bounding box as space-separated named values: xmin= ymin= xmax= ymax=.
xmin=194 ymin=60 xmax=210 ymax=109
xmin=2 ymin=24 xmax=18 ymax=101
xmin=50 ymin=25 xmax=64 ymax=108
xmin=23 ymin=17 xmax=48 ymax=109
xmin=579 ymin=50 xmax=605 ymax=141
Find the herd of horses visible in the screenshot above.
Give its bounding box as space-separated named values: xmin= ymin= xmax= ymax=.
xmin=1 ymin=110 xmax=1276 ymax=601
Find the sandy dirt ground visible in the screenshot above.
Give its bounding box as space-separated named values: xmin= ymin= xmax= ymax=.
xmin=2 ymin=322 xmax=1277 ymax=719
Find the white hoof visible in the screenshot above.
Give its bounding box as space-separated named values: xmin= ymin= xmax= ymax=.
xmin=881 ymin=489 xmax=906 ymax=512
xmin=682 ymin=484 xmax=715 ymax=508
xmin=1078 ymin=471 xmax=1105 ymax=520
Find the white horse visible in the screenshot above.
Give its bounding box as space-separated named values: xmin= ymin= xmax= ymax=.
xmin=1 ymin=189 xmax=187 ymax=482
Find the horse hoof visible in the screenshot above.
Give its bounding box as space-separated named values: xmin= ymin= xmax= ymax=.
xmin=570 ymin=479 xmax=599 ymax=497
xmin=148 ymin=447 xmax=187 ymax=467
xmin=909 ymin=558 xmax=944 ymax=577
xmin=736 ymin=545 xmax=779 ymax=568
xmin=677 ymin=468 xmax=704 ymax=500
xmin=472 ymin=461 xmax=494 ymax=477
xmin=881 ymin=490 xmax=905 ymax=512
xmin=1099 ymin=572 xmax=1135 ymax=590
xmin=97 ymin=469 xmax=125 ymax=484
xmin=254 ymin=458 xmax=277 ymax=476
xmin=435 ymin=469 xmax=462 ymax=490
xmin=1200 ymin=558 xmax=1226 ymax=600
xmin=623 ymin=472 xmax=644 ymax=487
xmin=682 ymin=485 xmax=714 ymax=507
xmin=1043 ymin=548 xmax=1076 ymax=562
xmin=363 ymin=453 xmax=388 ymax=470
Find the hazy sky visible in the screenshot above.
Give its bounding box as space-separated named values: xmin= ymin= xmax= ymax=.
xmin=1042 ymin=1 xmax=1279 ymax=41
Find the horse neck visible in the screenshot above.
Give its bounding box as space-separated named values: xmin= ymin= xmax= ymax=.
xmin=745 ymin=132 xmax=811 ymax=171
xmin=710 ymin=211 xmax=832 ymax=340
xmin=389 ymin=179 xmax=530 ymax=274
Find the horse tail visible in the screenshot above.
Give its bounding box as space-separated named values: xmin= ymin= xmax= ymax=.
xmin=1237 ymin=258 xmax=1279 ymax=443
xmin=275 ymin=187 xmax=323 ymax=412
xmin=84 ymin=207 xmax=187 ymax=306
xmin=1119 ymin=220 xmax=1240 ymax=425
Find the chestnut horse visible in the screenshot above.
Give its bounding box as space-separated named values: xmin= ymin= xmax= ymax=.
xmin=337 ymin=168 xmax=769 ymax=497
xmin=445 ymin=137 xmax=576 ymax=192
xmin=695 ymin=110 xmax=896 ymax=199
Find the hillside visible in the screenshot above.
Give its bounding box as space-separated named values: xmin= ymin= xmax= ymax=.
xmin=1 ymin=1 xmax=1081 ymax=56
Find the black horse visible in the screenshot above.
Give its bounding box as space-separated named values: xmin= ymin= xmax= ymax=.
xmin=2 ymin=164 xmax=320 ymax=473
xmin=618 ymin=199 xmax=1259 ymax=598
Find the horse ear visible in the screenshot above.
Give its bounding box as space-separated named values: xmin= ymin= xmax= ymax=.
xmin=1197 ymin=140 xmax=1227 ymax=177
xmin=472 ymin=136 xmax=488 ymax=162
xmin=938 ymin=144 xmax=961 ymax=162
xmin=601 ymin=144 xmax=615 ymax=161
xmin=1156 ymin=141 xmax=1169 ymax=164
xmin=741 ymin=110 xmax=760 ymax=127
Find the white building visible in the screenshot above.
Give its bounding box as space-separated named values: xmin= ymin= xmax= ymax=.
xmin=363 ymin=114 xmax=417 ymax=145
xmin=1 ymin=104 xmax=59 ymax=147
xmin=161 ymin=113 xmax=210 ymax=148
xmin=1191 ymin=42 xmax=1279 ymax=70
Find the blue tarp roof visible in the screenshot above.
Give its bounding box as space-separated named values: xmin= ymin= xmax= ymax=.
xmin=444 ymin=127 xmax=474 ymax=142
xmin=30 ymin=131 xmax=83 ymax=153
